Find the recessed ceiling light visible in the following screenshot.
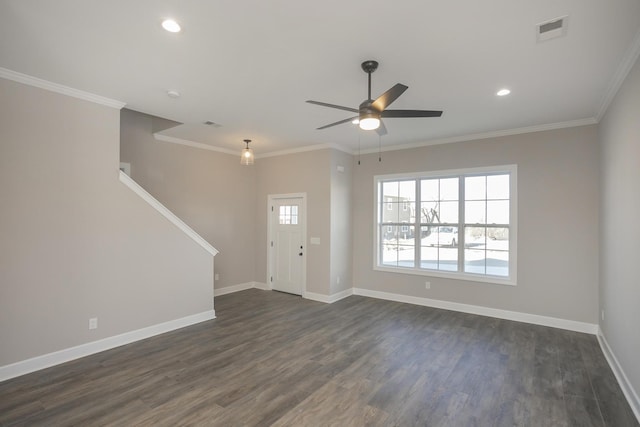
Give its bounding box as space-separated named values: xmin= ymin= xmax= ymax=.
xmin=497 ymin=89 xmax=511 ymax=96
xmin=162 ymin=19 xmax=181 ymax=33
xmin=167 ymin=90 xmax=180 ymax=98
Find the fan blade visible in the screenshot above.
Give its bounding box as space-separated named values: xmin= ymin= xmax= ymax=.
xmin=317 ymin=116 xmax=358 ymax=130
xmin=381 ymin=109 xmax=443 ymax=118
xmin=376 ymin=120 xmax=387 ymax=136
xmin=306 ymin=100 xmax=358 ymax=113
xmin=372 ymin=84 xmax=408 ymax=111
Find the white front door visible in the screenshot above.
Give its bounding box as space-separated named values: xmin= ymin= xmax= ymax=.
xmin=270 ymin=197 xmax=305 ymax=295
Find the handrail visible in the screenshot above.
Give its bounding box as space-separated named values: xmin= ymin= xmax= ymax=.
xmin=119 ymin=171 xmax=219 ymax=256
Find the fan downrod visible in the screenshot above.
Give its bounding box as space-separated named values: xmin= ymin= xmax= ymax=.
xmin=361 ymin=60 xmax=379 ymax=74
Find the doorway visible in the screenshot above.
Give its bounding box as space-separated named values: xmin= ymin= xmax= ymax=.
xmin=268 ymin=194 xmax=306 ymax=296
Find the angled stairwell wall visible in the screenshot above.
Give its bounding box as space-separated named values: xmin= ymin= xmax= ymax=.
xmin=0 ymin=74 xmax=217 ymax=380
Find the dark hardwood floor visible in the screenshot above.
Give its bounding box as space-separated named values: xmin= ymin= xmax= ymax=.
xmin=1 ymin=289 xmax=637 ymax=426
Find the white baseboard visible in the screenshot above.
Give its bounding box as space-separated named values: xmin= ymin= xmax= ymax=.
xmin=0 ymin=310 xmax=215 ymax=382
xmin=214 ymin=282 xmax=270 ymax=296
xmin=352 ymin=288 xmax=598 ymax=334
xmin=303 ymin=288 xmax=353 ymax=304
xmin=253 ymin=282 xmax=271 ymax=291
xmin=328 ymin=288 xmax=354 ymax=303
xmin=215 ymin=282 xmax=255 ymax=296
xmin=597 ymin=330 xmax=640 ymax=422
xmin=218 ymin=284 xmax=598 ymax=334
xmin=303 ymin=291 xmax=331 ymax=303
xmin=215 ymin=281 xmax=352 ymax=304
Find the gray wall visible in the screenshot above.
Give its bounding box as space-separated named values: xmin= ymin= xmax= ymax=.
xmin=120 ymin=109 xmax=256 ymax=290
xmin=599 ymin=56 xmax=640 ymax=396
xmin=352 ymin=125 xmax=600 ymax=323
xmin=254 ymin=150 xmax=332 ymax=295
xmin=120 ymin=132 xmax=350 ymax=298
xmin=0 ymin=78 xmax=214 ymax=366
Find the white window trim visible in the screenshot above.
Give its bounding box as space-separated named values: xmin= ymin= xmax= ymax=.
xmin=373 ymin=165 xmax=518 ymax=286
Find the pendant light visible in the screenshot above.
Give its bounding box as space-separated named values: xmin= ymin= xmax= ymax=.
xmin=240 ymin=139 xmax=254 ymax=165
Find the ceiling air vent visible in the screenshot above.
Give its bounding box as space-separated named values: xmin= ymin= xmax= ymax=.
xmin=536 ymin=16 xmax=568 ymax=43
xmin=203 ymin=120 xmax=222 ymax=128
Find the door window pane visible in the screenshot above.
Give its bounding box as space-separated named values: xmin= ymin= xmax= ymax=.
xmin=279 ymin=205 xmax=298 ymax=225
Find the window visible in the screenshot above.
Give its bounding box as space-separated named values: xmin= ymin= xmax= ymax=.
xmin=279 ymin=205 xmax=298 ymax=225
xmin=375 ymin=165 xmax=516 ymax=285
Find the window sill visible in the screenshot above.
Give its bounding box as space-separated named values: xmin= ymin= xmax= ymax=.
xmin=373 ymin=265 xmax=517 ymax=286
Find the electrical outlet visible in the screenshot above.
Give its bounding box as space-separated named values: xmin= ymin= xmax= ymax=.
xmin=215 ymin=273 xmax=219 ymax=281
xmin=601 ymin=309 xmax=605 ymax=321
xmin=89 ymin=317 xmax=98 ymax=330
xmin=337 ymin=276 xmax=341 ymax=285
xmin=425 ymin=281 xmax=431 ymax=289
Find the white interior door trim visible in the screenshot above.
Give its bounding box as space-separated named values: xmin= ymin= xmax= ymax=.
xmin=267 ymin=193 xmax=307 ymax=296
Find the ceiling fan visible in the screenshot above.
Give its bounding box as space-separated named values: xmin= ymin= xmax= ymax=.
xmin=306 ymin=60 xmax=443 ymax=135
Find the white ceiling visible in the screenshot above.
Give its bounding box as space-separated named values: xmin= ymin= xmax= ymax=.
xmin=1 ymin=1 xmax=639 ymax=155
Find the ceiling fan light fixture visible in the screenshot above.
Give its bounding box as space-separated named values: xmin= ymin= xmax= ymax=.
xmin=359 ymin=116 xmax=380 ymax=131
xmin=240 ymin=139 xmax=254 ymax=166
xmin=161 ymin=19 xmax=181 ymax=33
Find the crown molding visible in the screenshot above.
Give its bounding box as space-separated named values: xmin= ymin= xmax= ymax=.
xmin=153 ymin=118 xmax=597 ymax=159
xmin=596 ymin=28 xmax=640 ymax=122
xmin=153 ymin=133 xmax=238 ymax=156
xmin=0 ymin=68 xmax=126 ymax=109
xmin=356 ymin=117 xmax=598 ymax=155
xmin=256 ymin=143 xmax=352 ymax=159
xmin=153 ymin=134 xmax=353 ymax=159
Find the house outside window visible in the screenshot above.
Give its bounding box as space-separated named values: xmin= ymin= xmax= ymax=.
xmin=375 ymin=165 xmax=517 ymax=285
